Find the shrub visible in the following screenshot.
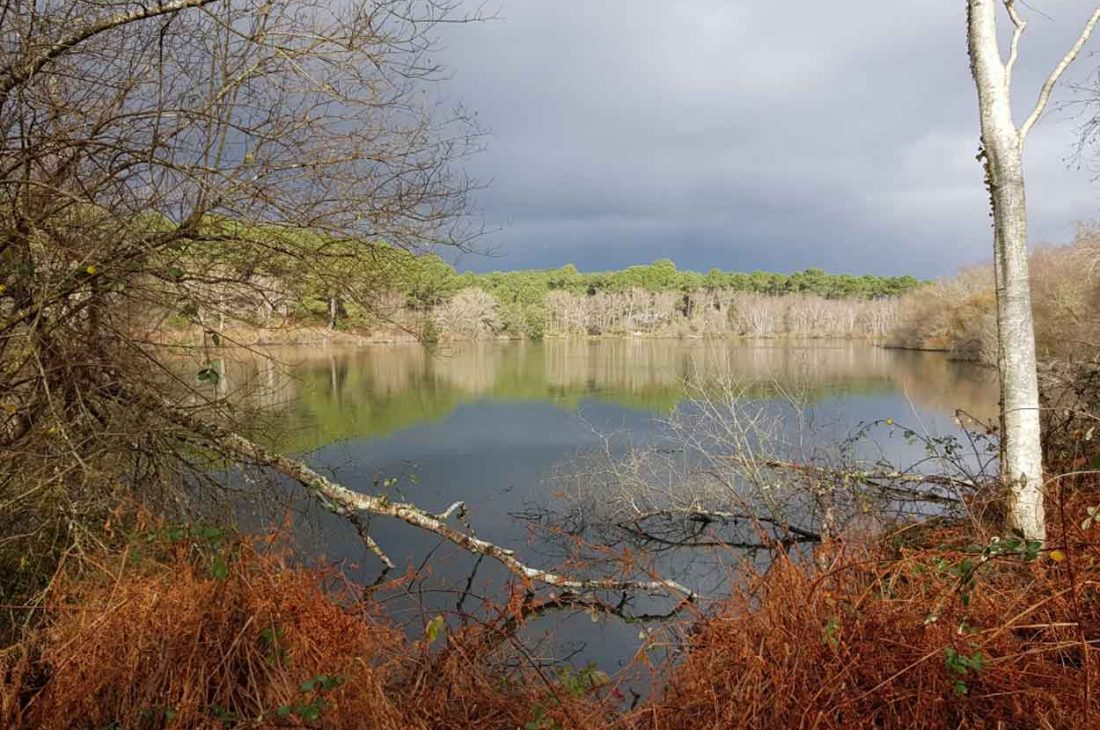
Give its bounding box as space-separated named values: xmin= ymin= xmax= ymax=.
xmin=0 ymin=527 xmax=611 ymax=730
xmin=892 ymin=224 xmax=1100 ymax=363
xmin=635 ymin=515 xmax=1100 ymax=728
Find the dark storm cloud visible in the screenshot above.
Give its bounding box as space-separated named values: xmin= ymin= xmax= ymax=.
xmin=438 ymin=1 xmax=1100 ymax=276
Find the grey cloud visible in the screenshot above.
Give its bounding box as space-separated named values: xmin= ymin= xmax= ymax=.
xmin=438 ymin=0 xmax=1100 ymax=276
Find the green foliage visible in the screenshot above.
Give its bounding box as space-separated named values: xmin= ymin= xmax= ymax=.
xmin=171 ymin=219 xmax=923 ymax=337
xmin=466 ymin=260 xmax=920 ymax=303
xmin=523 ymin=664 xmax=609 ymax=730
xmin=276 ymin=674 xmax=345 ymax=723
xmin=196 ymin=364 xmax=221 ymax=386
xmin=822 ymin=615 xmax=841 ymax=649
xmin=944 ymin=647 xmax=986 ymax=696
xmin=260 ymin=625 xmax=287 ymax=668
xmin=135 ymin=522 xmax=236 ymax=583
xmin=556 ymin=663 xmax=610 ymax=697
xmin=425 ymin=615 xmax=446 ymax=644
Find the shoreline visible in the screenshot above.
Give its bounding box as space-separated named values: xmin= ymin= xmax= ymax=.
xmin=152 ymin=323 xmax=895 ymax=349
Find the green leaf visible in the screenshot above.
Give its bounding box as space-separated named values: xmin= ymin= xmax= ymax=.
xmin=197 ymin=526 xmax=225 ymax=542
xmin=196 ymin=366 xmax=220 ymax=385
xmin=426 ymin=615 xmax=446 ymax=644
xmin=210 ymin=555 xmax=229 ymax=581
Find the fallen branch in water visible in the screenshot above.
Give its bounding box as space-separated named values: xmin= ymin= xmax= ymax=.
xmin=151 ymin=394 xmax=696 ymax=601
xmin=719 ymin=455 xmax=977 ymax=504
xmin=623 ymin=508 xmax=822 ymax=543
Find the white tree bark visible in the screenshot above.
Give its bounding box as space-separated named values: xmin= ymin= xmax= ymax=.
xmin=965 ymin=0 xmax=1100 ymax=542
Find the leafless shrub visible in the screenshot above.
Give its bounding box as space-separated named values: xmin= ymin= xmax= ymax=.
xmin=893 ymin=226 xmax=1100 ymax=364
xmin=542 ymin=374 xmax=992 ymax=565
xmin=0 ymin=0 xmax=479 ymax=626
xmin=433 ymin=286 xmax=500 ymax=340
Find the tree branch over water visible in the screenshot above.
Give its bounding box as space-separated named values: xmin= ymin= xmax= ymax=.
xmin=136 ymin=386 xmax=697 ymax=601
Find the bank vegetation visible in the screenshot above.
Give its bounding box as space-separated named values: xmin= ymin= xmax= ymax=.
xmin=892 ymin=223 xmax=1100 ymax=365
xmin=156 ymin=251 xmax=917 ymax=343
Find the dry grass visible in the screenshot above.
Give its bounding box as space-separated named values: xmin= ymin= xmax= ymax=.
xmin=8 ymin=483 xmax=1100 ymax=728
xmin=10 ymin=500 xmax=1100 ymax=729
xmin=632 ymin=484 xmax=1100 ymax=729
xmin=0 ymin=525 xmax=610 ymax=729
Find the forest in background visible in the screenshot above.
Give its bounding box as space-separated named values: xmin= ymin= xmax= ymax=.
xmin=159 ymin=228 xmax=921 ymax=342
xmin=9 ymin=0 xmax=1100 ymax=727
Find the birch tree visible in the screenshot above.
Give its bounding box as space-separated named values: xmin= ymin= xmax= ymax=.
xmin=966 ymin=0 xmax=1100 ymax=541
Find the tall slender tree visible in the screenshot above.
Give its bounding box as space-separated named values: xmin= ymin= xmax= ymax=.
xmin=966 ymin=0 xmax=1100 ymax=541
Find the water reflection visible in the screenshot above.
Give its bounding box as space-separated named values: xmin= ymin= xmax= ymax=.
xmin=200 ymin=340 xmax=997 ymax=685
xmin=196 ymin=340 xmax=997 ymax=451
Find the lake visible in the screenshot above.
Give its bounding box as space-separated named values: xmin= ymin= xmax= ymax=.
xmin=211 ymin=339 xmax=998 ymax=680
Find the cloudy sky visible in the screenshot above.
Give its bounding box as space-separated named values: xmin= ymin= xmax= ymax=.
xmin=437 ymin=1 xmax=1100 ymax=276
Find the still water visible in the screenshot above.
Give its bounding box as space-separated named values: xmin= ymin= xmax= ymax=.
xmin=214 ymin=339 xmax=997 ymax=677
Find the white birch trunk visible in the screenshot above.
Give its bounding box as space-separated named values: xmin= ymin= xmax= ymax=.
xmin=967 ymin=0 xmax=1045 ymax=541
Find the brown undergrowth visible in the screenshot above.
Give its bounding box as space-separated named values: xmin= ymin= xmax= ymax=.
xmin=7 ymin=492 xmax=1100 ymax=729
xmin=0 ymin=522 xmax=612 ymax=729
xmin=632 ymin=483 xmax=1100 ymax=729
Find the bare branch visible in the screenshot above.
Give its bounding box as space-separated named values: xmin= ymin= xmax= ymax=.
xmin=148 ymin=392 xmax=696 ymax=600
xmin=717 ymin=455 xmax=979 ymax=495
xmin=1020 ymin=3 xmax=1100 ymax=140
xmin=1004 ymin=0 xmax=1027 ymax=90
xmin=0 ymin=0 xmax=220 ymax=104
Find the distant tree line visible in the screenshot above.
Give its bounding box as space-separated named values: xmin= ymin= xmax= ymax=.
xmin=162 ymin=243 xmax=922 ymax=341
xmin=465 ymin=259 xmax=921 ymax=300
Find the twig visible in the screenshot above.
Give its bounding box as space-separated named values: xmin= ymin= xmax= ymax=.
xmin=719 ymin=455 xmax=977 ymax=496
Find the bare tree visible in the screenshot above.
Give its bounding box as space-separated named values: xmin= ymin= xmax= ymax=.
xmin=0 ymin=1 xmax=703 ymax=625
xmin=433 ymin=286 xmax=500 ymax=339
xmin=0 ymin=0 xmax=484 ymax=605
xmin=966 ymin=0 xmax=1100 ymax=541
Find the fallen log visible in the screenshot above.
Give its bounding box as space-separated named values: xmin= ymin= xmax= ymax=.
xmin=153 ymin=394 xmax=696 ymax=601
xmin=719 ymin=455 xmax=978 ymax=504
